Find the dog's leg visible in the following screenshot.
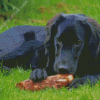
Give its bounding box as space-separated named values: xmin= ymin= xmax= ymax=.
xmin=68 ymin=74 xmax=100 ymax=90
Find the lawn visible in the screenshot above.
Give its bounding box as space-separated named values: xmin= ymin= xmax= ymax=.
xmin=0 ymin=67 xmax=100 ymax=100
xmin=0 ymin=0 xmax=100 ymax=99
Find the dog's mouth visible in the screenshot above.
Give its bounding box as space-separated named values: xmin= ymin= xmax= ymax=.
xmin=58 ymin=68 xmax=69 ymax=74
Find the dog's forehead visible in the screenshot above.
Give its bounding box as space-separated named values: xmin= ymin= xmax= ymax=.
xmin=62 ymin=14 xmax=87 ymax=20
xmin=57 ymin=14 xmax=85 ymax=40
xmin=57 ymin=16 xmax=76 ymax=37
xmin=58 ymin=14 xmax=86 ymax=29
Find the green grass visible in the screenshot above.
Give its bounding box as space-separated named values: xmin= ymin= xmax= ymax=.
xmin=0 ymin=0 xmax=100 ymax=33
xmin=0 ymin=0 xmax=100 ymax=99
xmin=0 ymin=68 xmax=100 ymax=100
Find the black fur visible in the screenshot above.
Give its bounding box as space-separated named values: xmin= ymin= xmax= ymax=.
xmin=0 ymin=26 xmax=48 ymax=79
xmin=44 ymin=13 xmax=100 ymax=89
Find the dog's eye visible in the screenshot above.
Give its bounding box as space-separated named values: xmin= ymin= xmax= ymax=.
xmin=57 ymin=38 xmax=62 ymax=42
xmin=74 ymin=40 xmax=82 ymax=45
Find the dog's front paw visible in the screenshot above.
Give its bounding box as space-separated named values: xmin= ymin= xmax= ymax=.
xmin=30 ymin=68 xmax=48 ymax=82
xmin=68 ymin=78 xmax=84 ymax=90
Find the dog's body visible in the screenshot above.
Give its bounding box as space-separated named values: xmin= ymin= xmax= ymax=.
xmin=0 ymin=26 xmax=47 ymax=70
xmin=1 ymin=14 xmax=100 ymax=89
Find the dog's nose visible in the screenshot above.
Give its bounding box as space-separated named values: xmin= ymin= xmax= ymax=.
xmin=58 ymin=66 xmax=69 ymax=74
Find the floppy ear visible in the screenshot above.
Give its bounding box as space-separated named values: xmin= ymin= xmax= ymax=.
xmin=85 ymin=18 xmax=100 ymax=58
xmin=44 ymin=13 xmax=65 ymax=70
xmin=44 ymin=13 xmax=65 ymax=49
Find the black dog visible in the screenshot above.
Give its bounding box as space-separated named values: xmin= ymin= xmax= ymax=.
xmin=1 ymin=14 xmax=100 ymax=89
xmin=0 ymin=26 xmax=48 ymax=78
xmin=31 ymin=13 xmax=100 ymax=89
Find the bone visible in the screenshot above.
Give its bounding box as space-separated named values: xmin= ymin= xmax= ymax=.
xmin=16 ymin=74 xmax=74 ymax=91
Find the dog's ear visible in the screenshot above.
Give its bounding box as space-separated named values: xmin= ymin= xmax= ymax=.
xmin=85 ymin=18 xmax=100 ymax=58
xmin=44 ymin=14 xmax=65 ymax=69
xmin=44 ymin=13 xmax=65 ymax=47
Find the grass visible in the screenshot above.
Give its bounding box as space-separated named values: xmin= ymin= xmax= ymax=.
xmin=0 ymin=0 xmax=100 ymax=99
xmin=0 ymin=0 xmax=100 ymax=33
xmin=0 ymin=68 xmax=100 ymax=100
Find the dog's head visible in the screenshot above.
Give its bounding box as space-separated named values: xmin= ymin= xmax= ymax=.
xmin=45 ymin=13 xmax=100 ymax=75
